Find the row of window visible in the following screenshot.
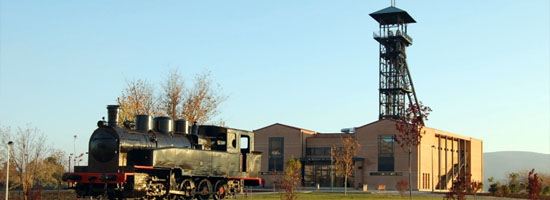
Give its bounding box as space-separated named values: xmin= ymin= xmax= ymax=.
xmin=306 ymin=147 xmax=331 ymax=156
xmin=267 ymin=136 xmax=396 ymax=172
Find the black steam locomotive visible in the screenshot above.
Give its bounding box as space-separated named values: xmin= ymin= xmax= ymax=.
xmin=63 ymin=105 xmax=262 ymax=200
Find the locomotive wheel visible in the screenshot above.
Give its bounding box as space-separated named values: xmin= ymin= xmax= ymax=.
xmin=178 ymin=178 xmax=195 ymax=200
xmin=196 ymin=179 xmax=212 ymax=200
xmin=170 ymin=178 xmax=195 ymax=200
xmin=213 ymin=180 xmax=227 ymax=200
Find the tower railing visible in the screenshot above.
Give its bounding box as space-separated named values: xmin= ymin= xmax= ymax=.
xmin=373 ymin=31 xmax=413 ymax=44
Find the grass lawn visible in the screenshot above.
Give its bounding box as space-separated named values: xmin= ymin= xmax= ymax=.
xmin=235 ymin=192 xmax=443 ymax=200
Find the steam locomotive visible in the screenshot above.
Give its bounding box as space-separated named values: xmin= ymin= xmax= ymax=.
xmin=63 ymin=105 xmax=262 ymax=200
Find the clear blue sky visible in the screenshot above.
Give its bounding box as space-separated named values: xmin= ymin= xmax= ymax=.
xmin=1 ymin=0 xmax=549 ymax=159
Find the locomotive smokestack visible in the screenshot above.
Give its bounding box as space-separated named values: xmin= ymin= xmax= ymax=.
xmin=135 ymin=115 xmax=152 ymax=131
xmin=107 ymin=105 xmax=120 ymax=127
xmin=174 ymin=119 xmax=189 ymax=134
xmin=154 ymin=116 xmax=173 ymax=134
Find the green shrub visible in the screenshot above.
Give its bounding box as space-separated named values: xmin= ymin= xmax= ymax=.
xmin=488 ymin=183 xmax=500 ymax=195
xmin=542 ymin=186 xmax=550 ymax=196
xmin=509 ymin=183 xmax=521 ymax=194
xmin=518 ymin=182 xmax=527 ymax=194
xmin=501 ymin=185 xmax=511 ymax=196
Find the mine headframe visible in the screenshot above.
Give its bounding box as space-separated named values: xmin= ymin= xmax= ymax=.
xmin=370 ymin=5 xmax=424 ymax=125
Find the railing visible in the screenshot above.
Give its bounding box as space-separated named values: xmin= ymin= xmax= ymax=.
xmin=373 ymin=31 xmax=413 ymax=43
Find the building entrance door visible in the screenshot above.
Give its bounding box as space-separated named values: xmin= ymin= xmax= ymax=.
xmin=314 ymin=165 xmax=330 ymax=187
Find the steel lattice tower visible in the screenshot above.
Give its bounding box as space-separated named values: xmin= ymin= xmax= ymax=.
xmin=370 ymin=6 xmax=421 ymax=122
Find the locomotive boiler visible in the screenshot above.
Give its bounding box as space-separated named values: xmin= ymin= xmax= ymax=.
xmin=63 ymin=105 xmax=262 ymax=200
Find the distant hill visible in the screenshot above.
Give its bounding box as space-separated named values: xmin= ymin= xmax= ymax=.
xmin=484 ymin=151 xmax=550 ymax=184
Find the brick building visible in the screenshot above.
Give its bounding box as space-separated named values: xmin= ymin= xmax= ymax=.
xmin=254 ymin=119 xmax=483 ymax=191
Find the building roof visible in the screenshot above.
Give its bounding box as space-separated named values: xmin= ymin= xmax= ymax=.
xmin=355 ymin=118 xmax=398 ymax=130
xmin=355 ymin=119 xmax=482 ymax=141
xmin=370 ymin=6 xmax=416 ymax=25
xmin=310 ymin=133 xmax=352 ymax=138
xmin=253 ymin=123 xmax=316 ymax=133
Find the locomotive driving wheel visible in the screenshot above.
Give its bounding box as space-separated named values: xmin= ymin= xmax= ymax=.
xmin=213 ymin=180 xmax=228 ymax=200
xmin=169 ymin=178 xmax=195 ymax=200
xmin=196 ymin=179 xmax=212 ymax=200
xmin=181 ymin=178 xmax=195 ymax=200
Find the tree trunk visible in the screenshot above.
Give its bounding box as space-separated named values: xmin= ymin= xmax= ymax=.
xmin=57 ymin=184 xmax=60 ymax=200
xmin=22 ymin=182 xmax=29 ymax=200
xmin=409 ymin=150 xmax=413 ymax=200
xmin=344 ymin=175 xmax=348 ymax=196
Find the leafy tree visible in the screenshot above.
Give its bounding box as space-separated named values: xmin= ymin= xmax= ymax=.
xmin=501 ymin=184 xmax=511 ymax=196
xmin=468 ymin=179 xmax=483 ymax=199
xmin=117 ymin=79 xmax=157 ymax=125
xmin=508 ymin=172 xmax=521 ymax=194
xmin=541 ymin=186 xmax=550 ymax=196
xmin=394 ymin=102 xmax=431 ymax=199
xmin=488 ymin=182 xmax=500 ymax=195
xmin=330 ymin=136 xmax=360 ymax=196
xmin=527 ymin=169 xmax=542 ymax=200
xmin=282 ymin=156 xmax=301 ymax=200
xmin=159 ymin=69 xmax=185 ymax=120
xmin=39 ymin=150 xmax=66 ymax=200
xmin=181 ymin=71 xmax=227 ymax=125
xmin=518 ymin=182 xmax=527 ymax=194
xmin=117 ymin=70 xmax=227 ymax=126
xmin=445 ymin=174 xmax=468 ymax=200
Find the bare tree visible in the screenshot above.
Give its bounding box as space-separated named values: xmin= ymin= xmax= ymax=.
xmin=117 ymin=79 xmax=158 ymax=124
xmin=0 ymin=126 xmax=18 ymax=190
xmin=181 ymin=71 xmax=227 ymax=125
xmin=0 ymin=125 xmax=51 ymax=200
xmin=394 ymin=102 xmax=431 ymax=200
xmin=331 ymin=135 xmax=360 ymax=196
xmin=159 ymin=69 xmax=185 ymax=120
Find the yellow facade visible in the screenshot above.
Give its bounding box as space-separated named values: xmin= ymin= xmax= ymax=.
xmin=254 ymin=119 xmax=483 ymax=191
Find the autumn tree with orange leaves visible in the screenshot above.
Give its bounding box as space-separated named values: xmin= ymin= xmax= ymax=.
xmin=180 ymin=71 xmax=227 ymax=125
xmin=331 ymin=135 xmax=360 ymax=196
xmin=117 ymin=70 xmax=226 ymax=126
xmin=394 ymin=102 xmax=431 ymax=200
xmin=117 ymin=79 xmax=157 ymax=125
xmin=159 ymin=69 xmax=185 ymax=121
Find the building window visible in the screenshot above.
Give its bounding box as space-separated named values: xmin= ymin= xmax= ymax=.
xmin=306 ymin=147 xmax=331 ymax=156
xmin=303 ymin=164 xmax=354 ymax=187
xmin=422 ymin=173 xmax=430 ymax=189
xmin=268 ymin=137 xmax=284 ymax=172
xmin=378 ymin=135 xmax=394 ymax=172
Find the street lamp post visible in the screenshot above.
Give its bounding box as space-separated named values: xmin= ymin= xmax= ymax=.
xmin=73 ymin=135 xmax=77 ymax=168
xmin=6 ymin=141 xmax=14 ymax=200
xmin=69 ymin=153 xmax=73 ymax=173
